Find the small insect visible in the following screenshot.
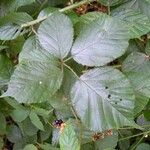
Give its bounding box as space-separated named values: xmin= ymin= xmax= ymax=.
xmin=53 ymin=119 xmax=66 ymax=133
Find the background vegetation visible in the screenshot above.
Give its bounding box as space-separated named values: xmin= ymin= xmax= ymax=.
xmin=0 ymin=0 xmax=150 ymax=149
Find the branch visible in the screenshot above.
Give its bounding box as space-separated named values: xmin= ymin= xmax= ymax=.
xmin=21 ymin=0 xmax=96 ymax=28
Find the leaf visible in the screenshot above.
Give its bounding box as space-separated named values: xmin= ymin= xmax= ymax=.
xmin=0 ymin=54 xmax=13 ymax=88
xmin=0 ymin=0 xmax=35 ymax=15
xmin=2 ymin=37 xmax=63 ymax=103
xmin=134 ymin=92 xmax=149 ymax=115
xmin=11 ymin=108 xmax=29 ymax=122
xmin=0 ymin=138 xmax=4 ymax=150
xmin=145 ymin=39 xmax=150 ymax=55
xmin=29 ymin=111 xmax=44 ymax=131
xmin=122 ymin=52 xmax=150 ymax=98
xmin=59 ymin=123 xmax=80 ymax=150
xmin=98 ymin=0 xmax=124 ymax=6
xmin=38 ymin=12 xmax=73 ymax=59
xmin=0 ymin=12 xmax=33 ymax=40
xmin=0 ymin=113 xmax=6 ymax=134
xmin=39 ymin=143 xmax=60 ymax=150
xmin=136 ymin=143 xmax=150 ymax=150
xmin=7 ymin=125 xmax=23 ymax=143
xmin=71 ymin=67 xmax=137 ymax=131
xmin=23 ymin=144 xmax=37 ymax=150
xmin=95 ymin=131 xmax=118 ymax=150
xmin=38 ymin=7 xmax=58 ymax=18
xmin=0 ymin=45 xmax=8 ymax=51
xmin=75 ymin=12 xmax=108 ymax=35
xmin=112 ymin=9 xmax=150 ymax=38
xmin=71 ymin=15 xmax=129 ymax=66
xmin=18 ymin=117 xmax=38 ymax=136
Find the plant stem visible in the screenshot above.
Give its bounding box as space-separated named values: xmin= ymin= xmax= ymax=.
xmin=63 ymin=63 xmax=80 ymax=79
xmin=130 ymin=135 xmax=144 ymax=150
xmin=21 ymin=0 xmax=95 ymax=28
xmin=118 ymin=130 xmax=150 ymax=141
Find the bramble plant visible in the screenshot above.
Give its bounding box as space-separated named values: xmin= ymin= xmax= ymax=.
xmin=0 ymin=0 xmax=150 ymax=150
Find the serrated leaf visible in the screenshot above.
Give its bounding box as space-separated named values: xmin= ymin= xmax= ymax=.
xmin=2 ymin=37 xmax=63 ymax=103
xmin=38 ymin=12 xmax=73 ymax=59
xmin=23 ymin=144 xmax=37 ymax=150
xmin=29 ymin=112 xmax=44 ymax=131
xmin=71 ymin=15 xmax=129 ymax=66
xmin=122 ymin=52 xmax=150 ymax=98
xmin=71 ymin=67 xmax=137 ymax=131
xmin=0 ymin=12 xmax=33 ymax=40
xmin=113 ymin=9 xmax=150 ymax=38
xmin=59 ymin=123 xmax=80 ymax=150
xmin=75 ymin=12 xmax=107 ymax=35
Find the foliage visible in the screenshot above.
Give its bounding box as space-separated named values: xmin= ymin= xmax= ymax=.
xmin=0 ymin=0 xmax=150 ymax=149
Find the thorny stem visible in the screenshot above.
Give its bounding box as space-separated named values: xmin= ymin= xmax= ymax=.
xmin=21 ymin=0 xmax=96 ymax=28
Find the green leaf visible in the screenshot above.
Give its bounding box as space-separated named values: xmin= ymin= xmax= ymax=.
xmin=75 ymin=12 xmax=108 ymax=35
xmin=122 ymin=52 xmax=150 ymax=98
xmin=23 ymin=144 xmax=37 ymax=150
xmin=38 ymin=12 xmax=73 ymax=59
xmin=134 ymin=92 xmax=149 ymax=115
xmin=7 ymin=125 xmax=23 ymax=143
xmin=0 ymin=113 xmax=6 ymax=134
xmin=2 ymin=37 xmax=63 ymax=103
xmin=59 ymin=123 xmax=80 ymax=150
xmin=145 ymin=39 xmax=150 ymax=55
xmin=71 ymin=15 xmax=129 ymax=66
xmin=18 ymin=117 xmax=38 ymax=136
xmin=0 ymin=54 xmax=13 ymax=88
xmin=38 ymin=7 xmax=58 ymax=18
xmin=136 ymin=143 xmax=150 ymax=150
xmin=95 ymin=131 xmax=118 ymax=150
xmin=113 ymin=9 xmax=150 ymax=38
xmin=29 ymin=111 xmax=44 ymax=131
xmin=0 ymin=138 xmax=3 ymax=150
xmin=39 ymin=143 xmax=60 ymax=150
xmin=0 ymin=0 xmax=35 ymax=15
xmin=0 ymin=12 xmax=33 ymax=40
xmin=0 ymin=45 xmax=8 ymax=51
xmin=11 ymin=108 xmax=29 ymax=122
xmin=71 ymin=67 xmax=137 ymax=131
xmin=98 ymin=0 xmax=124 ymax=6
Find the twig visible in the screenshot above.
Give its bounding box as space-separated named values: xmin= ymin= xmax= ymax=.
xmin=21 ymin=0 xmax=96 ymax=28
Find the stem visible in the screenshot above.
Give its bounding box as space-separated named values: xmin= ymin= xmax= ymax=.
xmin=107 ymin=0 xmax=111 ymax=15
xmin=118 ymin=130 xmax=150 ymax=142
xmin=21 ymin=0 xmax=95 ymax=28
xmin=63 ymin=63 xmax=80 ymax=79
xmin=130 ymin=135 xmax=144 ymax=150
